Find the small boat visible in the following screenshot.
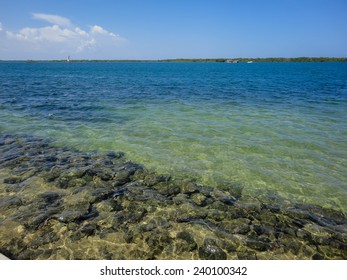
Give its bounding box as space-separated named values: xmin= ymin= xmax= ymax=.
xmin=247 ymin=61 xmax=253 ymax=63
xmin=67 ymin=56 xmax=70 ymax=62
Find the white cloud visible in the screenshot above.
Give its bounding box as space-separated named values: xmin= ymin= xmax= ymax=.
xmin=7 ymin=25 xmax=89 ymax=44
xmin=32 ymin=13 xmax=71 ymax=27
xmin=1 ymin=13 xmax=126 ymax=59
xmin=90 ymin=25 xmax=108 ymax=35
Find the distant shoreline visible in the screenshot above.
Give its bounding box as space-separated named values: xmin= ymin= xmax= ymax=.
xmin=1 ymin=57 xmax=347 ymax=63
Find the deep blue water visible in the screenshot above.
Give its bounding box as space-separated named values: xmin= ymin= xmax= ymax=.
xmin=1 ymin=62 xmax=347 ymax=212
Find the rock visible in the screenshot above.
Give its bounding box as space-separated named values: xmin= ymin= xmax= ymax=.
xmin=236 ymin=196 xmax=262 ymax=212
xmin=317 ymin=245 xmax=347 ymax=259
xmin=191 ymin=193 xmax=207 ymax=206
xmin=283 ymin=207 xmax=311 ymax=220
xmin=4 ymin=176 xmax=24 ymax=184
xmin=87 ymin=167 xmax=113 ymax=181
xmin=146 ymin=231 xmax=172 ymax=256
xmin=138 ymin=220 xmax=158 ymax=232
xmin=252 ymin=224 xmax=265 ymax=235
xmin=68 ymin=178 xmax=87 ymax=188
xmin=237 ymin=250 xmax=257 ymax=260
xmin=106 ymin=151 xmax=125 ymax=159
xmin=110 ymin=187 xmax=128 ymax=198
xmin=227 ymin=183 xmax=243 ymax=199
xmin=221 ymin=218 xmax=251 ymax=234
xmin=246 ymin=238 xmax=272 ymax=252
xmin=176 ymin=204 xmax=207 ymax=222
xmin=18 ymin=248 xmax=54 ymax=260
xmin=312 ymin=253 xmax=325 ymax=260
xmin=42 ymin=168 xmax=62 ymax=182
xmin=281 ymin=237 xmax=302 ymax=255
xmin=144 ymin=174 xmax=170 ymax=187
xmin=26 ymin=213 xmax=50 ymax=229
xmin=198 ymin=238 xmax=227 ymax=260
xmin=333 ymin=231 xmax=347 ymax=243
xmin=114 ymin=208 xmax=147 ymax=226
xmin=29 ymin=231 xmax=59 ymax=248
xmin=153 ymin=183 xmax=180 ymax=196
xmin=0 ymin=196 xmax=23 ymax=209
xmin=39 ymin=192 xmax=61 ymax=204
xmin=292 ymin=219 xmax=307 ymax=228
xmin=80 ymin=223 xmax=97 ymax=236
xmin=259 ymin=209 xmax=278 ymax=226
xmin=303 ymin=223 xmax=331 ymax=245
xmin=173 ymin=193 xmax=190 ymax=204
xmin=210 ymin=189 xmax=236 ymax=205
xmin=176 ymin=231 xmax=197 ymax=252
xmin=56 ymin=210 xmax=86 ymax=223
xmin=91 ymin=187 xmax=114 ymax=203
xmin=112 ymin=170 xmax=132 ymax=186
xmin=207 ymin=210 xmax=227 ymax=221
xmin=180 ymin=181 xmax=199 ymax=194
xmin=296 ymin=229 xmax=312 ymax=242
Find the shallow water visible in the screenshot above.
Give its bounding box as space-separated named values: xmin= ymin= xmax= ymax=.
xmin=0 ymin=62 xmax=347 ymax=213
xmin=0 ymin=134 xmax=346 ymax=260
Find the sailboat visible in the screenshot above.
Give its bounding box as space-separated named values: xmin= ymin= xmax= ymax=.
xmin=67 ymin=56 xmax=70 ymax=62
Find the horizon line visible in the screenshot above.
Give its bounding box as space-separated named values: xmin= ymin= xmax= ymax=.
xmin=1 ymin=56 xmax=347 ymax=62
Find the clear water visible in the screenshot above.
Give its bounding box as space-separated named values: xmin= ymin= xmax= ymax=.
xmin=1 ymin=62 xmax=347 ymax=212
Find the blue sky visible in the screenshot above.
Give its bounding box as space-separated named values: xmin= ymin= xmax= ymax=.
xmin=0 ymin=0 xmax=346 ymax=60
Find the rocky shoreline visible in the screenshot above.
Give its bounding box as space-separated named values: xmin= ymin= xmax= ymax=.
xmin=0 ymin=133 xmax=346 ymax=259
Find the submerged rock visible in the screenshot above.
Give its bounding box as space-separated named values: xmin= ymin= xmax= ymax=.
xmin=176 ymin=231 xmax=197 ymax=252
xmin=198 ymin=238 xmax=227 ymax=260
xmin=1 ymin=133 xmax=347 ymax=260
xmin=56 ymin=210 xmax=87 ymax=223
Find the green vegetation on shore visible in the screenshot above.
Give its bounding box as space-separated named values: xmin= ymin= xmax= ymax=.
xmin=160 ymin=57 xmax=347 ymax=63
xmin=1 ymin=57 xmax=347 ymax=63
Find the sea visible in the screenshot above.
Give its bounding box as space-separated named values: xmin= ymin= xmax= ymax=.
xmin=1 ymin=61 xmax=347 ymax=213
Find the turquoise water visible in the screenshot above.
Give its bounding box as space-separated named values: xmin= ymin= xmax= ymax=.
xmin=1 ymin=62 xmax=347 ymax=212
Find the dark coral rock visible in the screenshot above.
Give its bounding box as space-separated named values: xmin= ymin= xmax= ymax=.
xmin=110 ymin=187 xmax=128 ymax=198
xmin=0 ymin=196 xmax=23 ymax=209
xmin=221 ymin=218 xmax=251 ymax=234
xmin=144 ymin=174 xmax=170 ymax=187
xmin=4 ymin=176 xmax=24 ymax=184
xmin=180 ymin=181 xmax=200 ymax=194
xmin=26 ymin=213 xmax=50 ymax=229
xmin=312 ymin=253 xmax=325 ymax=260
xmin=17 ymin=248 xmax=54 ymax=260
xmin=176 ymin=231 xmax=197 ymax=252
xmin=106 ymin=151 xmax=125 ymax=159
xmin=39 ymin=192 xmax=61 ymax=205
xmin=80 ymin=223 xmax=97 ymax=236
xmin=154 ymin=183 xmax=181 ymax=196
xmin=246 ymin=238 xmax=272 ymax=252
xmin=29 ymin=231 xmax=59 ymax=248
xmin=237 ymin=250 xmax=257 ymax=260
xmin=87 ymin=167 xmax=113 ymax=181
xmin=210 ymin=189 xmax=236 ymax=205
xmin=198 ymin=238 xmax=227 ymax=260
xmin=56 ymin=210 xmax=86 ymax=223
xmin=146 ymin=231 xmax=172 ymax=255
xmin=207 ymin=210 xmax=227 ymax=222
xmin=190 ymin=193 xmax=207 ymax=206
